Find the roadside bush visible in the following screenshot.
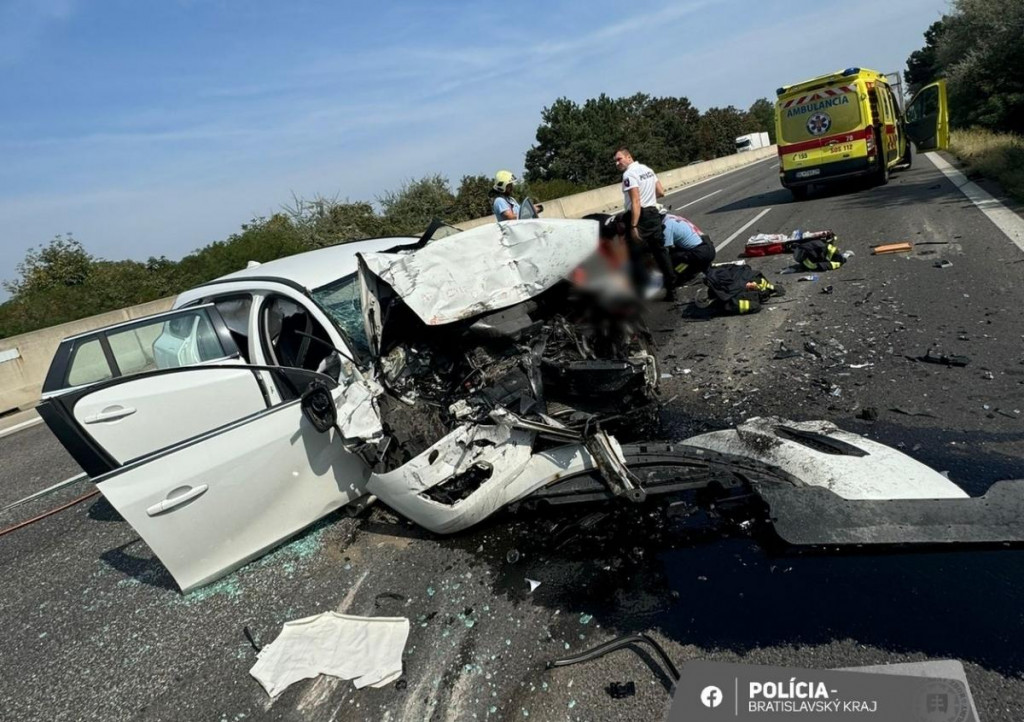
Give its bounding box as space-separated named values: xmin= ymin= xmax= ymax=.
xmin=950 ymin=128 xmax=1024 ymax=200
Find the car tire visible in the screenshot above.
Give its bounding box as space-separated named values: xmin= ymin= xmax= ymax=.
xmin=790 ymin=185 xmax=809 ymax=201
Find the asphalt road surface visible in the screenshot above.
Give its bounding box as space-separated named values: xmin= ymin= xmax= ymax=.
xmin=2 ymin=153 xmax=1023 ymax=722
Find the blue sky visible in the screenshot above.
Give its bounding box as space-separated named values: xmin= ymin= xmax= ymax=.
xmin=0 ymin=0 xmax=950 ymax=295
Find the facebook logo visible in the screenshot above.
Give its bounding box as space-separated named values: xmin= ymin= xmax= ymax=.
xmin=700 ymin=685 xmax=723 ymax=708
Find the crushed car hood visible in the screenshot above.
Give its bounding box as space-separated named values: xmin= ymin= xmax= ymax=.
xmin=358 ymin=219 xmax=599 ymax=345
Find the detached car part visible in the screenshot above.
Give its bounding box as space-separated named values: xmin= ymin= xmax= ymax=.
xmin=35 ymin=221 xmax=1024 ymax=593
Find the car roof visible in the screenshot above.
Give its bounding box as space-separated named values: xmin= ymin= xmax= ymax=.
xmin=205 ymin=236 xmax=419 ymax=291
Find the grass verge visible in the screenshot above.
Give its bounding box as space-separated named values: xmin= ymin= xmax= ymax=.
xmin=949 ymin=128 xmax=1024 ymax=201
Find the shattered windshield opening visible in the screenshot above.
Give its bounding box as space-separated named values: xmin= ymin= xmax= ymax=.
xmin=311 ymin=274 xmax=370 ymax=361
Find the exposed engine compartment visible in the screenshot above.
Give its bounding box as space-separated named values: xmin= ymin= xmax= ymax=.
xmin=370 ymin=279 xmax=659 ymax=472
xmin=360 ymin=262 xmax=655 ymax=471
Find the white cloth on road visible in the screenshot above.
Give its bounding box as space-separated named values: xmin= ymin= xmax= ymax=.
xmin=249 ymin=612 xmax=410 ymax=697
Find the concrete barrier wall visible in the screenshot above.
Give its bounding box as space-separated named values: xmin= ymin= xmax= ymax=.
xmin=456 ymin=146 xmax=776 ymax=230
xmin=0 ymin=296 xmax=174 ymax=414
xmin=0 ymin=147 xmax=776 ymax=414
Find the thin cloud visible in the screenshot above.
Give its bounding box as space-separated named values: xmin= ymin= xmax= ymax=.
xmin=0 ymin=0 xmax=76 ymax=67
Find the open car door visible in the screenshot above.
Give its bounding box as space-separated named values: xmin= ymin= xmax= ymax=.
xmin=905 ymin=79 xmax=949 ymax=151
xmin=518 ymin=197 xmax=542 ymax=219
xmin=39 ymin=307 xmax=374 ymax=592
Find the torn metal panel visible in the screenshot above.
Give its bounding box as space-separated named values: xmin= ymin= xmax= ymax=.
xmin=359 ymin=219 xmax=599 ymax=327
xmin=334 ymin=377 xmax=384 ymax=442
xmin=682 ymin=417 xmax=968 ymax=500
xmin=367 ymin=427 xmax=598 ymax=534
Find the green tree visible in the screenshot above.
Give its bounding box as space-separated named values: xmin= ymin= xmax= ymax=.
xmin=746 ymin=98 xmax=776 ymax=144
xmin=525 ymin=96 xmax=610 ymax=185
xmin=905 ymin=19 xmax=949 ymax=94
xmin=450 ymin=174 xmax=494 ymax=222
xmin=285 ymin=196 xmax=393 ymax=248
xmin=696 ymin=106 xmax=750 ymax=159
xmin=3 ymin=234 xmax=94 ymax=296
xmin=174 ymin=213 xmax=309 ymax=288
xmin=378 ymin=175 xmax=456 ymax=234
xmin=526 ymin=93 xmax=745 ymax=183
xmin=905 ymin=1 xmax=1024 ymax=133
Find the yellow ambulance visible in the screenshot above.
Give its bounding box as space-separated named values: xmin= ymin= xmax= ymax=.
xmin=775 ymin=67 xmax=948 ymax=199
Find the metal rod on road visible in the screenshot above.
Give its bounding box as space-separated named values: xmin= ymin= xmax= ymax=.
xmin=0 ymin=489 xmax=99 ymax=538
xmin=0 ymin=472 xmax=89 ymax=515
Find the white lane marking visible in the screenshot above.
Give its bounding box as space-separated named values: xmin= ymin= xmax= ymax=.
xmin=926 ymin=152 xmax=1024 ymax=254
xmin=662 ymin=155 xmax=776 ymax=203
xmin=716 ymin=208 xmax=773 ymax=252
xmin=675 ymin=188 xmax=723 ymax=210
xmin=0 ymin=415 xmax=43 ymax=439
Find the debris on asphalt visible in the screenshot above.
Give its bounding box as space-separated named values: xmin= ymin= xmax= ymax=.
xmin=983 ymin=371 xmax=995 ymax=380
xmin=890 ymin=407 xmax=938 ymax=418
xmin=857 ymin=407 xmax=879 ymax=421
xmin=849 ymin=363 xmax=873 ymax=369
xmin=804 ymin=341 xmax=823 ymax=358
xmin=607 ymin=681 xmax=637 ymax=699
xmin=243 ymin=626 xmax=262 ymax=653
xmin=799 ymin=275 xmax=819 ymax=282
xmin=249 ymin=612 xmax=410 ymax=697
xmin=934 ymin=260 xmax=954 ymax=269
xmin=546 ymin=633 xmax=681 ymax=683
xmin=526 ymin=578 xmax=542 ymax=593
xmin=913 ymin=350 xmax=971 ymax=367
xmin=374 ymin=592 xmax=407 ymax=610
xmin=821 ymin=285 xmax=834 ymax=294
xmin=872 ymin=242 xmax=913 ymax=255
xmin=774 ymin=342 xmax=801 ymax=360
xmin=506 ymin=549 xmax=521 ymax=564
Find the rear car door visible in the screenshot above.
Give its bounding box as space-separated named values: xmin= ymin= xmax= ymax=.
xmin=905 ymin=79 xmax=950 ymax=151
xmin=39 ymin=306 xmax=373 ymax=592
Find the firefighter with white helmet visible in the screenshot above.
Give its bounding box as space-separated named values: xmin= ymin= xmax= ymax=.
xmin=491 ymin=170 xmax=521 ymax=221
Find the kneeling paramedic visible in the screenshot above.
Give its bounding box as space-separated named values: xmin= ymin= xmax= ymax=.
xmin=663 ymin=213 xmax=715 ymax=286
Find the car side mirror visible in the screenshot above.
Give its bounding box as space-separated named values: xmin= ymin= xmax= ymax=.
xmin=301 ymin=380 xmax=337 ymax=434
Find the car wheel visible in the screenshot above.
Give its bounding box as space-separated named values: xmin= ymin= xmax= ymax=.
xmin=790 ymin=185 xmax=809 ymax=201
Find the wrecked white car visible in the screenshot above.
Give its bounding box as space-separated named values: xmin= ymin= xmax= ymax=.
xmin=38 ymin=219 xmax=1024 ymax=592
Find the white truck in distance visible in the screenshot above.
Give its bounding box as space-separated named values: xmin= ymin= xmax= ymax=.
xmin=735 ymin=132 xmax=770 ymax=152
